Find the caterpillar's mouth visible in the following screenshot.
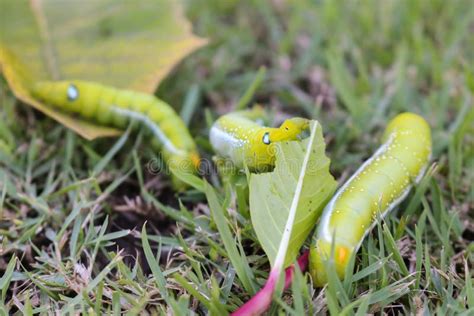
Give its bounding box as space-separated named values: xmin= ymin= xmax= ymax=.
xmin=296 ymin=127 xmax=311 ymax=140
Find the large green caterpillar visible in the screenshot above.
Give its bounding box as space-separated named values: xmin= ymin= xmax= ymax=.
xmin=310 ymin=112 xmax=432 ymax=286
xmin=32 ymin=81 xmax=200 ymax=186
xmin=209 ymin=107 xmax=310 ymax=171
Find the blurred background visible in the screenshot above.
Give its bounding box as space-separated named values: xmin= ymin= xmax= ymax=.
xmin=164 ymin=0 xmax=473 ymax=177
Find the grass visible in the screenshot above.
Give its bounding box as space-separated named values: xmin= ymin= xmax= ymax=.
xmin=1 ymin=0 xmax=473 ymax=314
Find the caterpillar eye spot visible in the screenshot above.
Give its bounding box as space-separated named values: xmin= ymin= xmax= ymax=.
xmin=285 ymin=127 xmax=289 ymax=130
xmin=67 ymin=84 xmax=79 ymax=101
xmin=262 ymin=132 xmax=271 ymax=145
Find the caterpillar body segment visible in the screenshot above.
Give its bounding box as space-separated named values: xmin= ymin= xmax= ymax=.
xmin=32 ymin=80 xmax=200 ymax=185
xmin=209 ymin=109 xmax=310 ymax=170
xmin=310 ymin=112 xmax=432 ymax=286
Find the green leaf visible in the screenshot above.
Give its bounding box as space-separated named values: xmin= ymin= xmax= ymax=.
xmin=0 ymin=0 xmax=207 ymax=140
xmin=250 ymin=121 xmax=337 ymax=268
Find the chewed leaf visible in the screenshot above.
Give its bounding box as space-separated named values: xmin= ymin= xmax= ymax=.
xmin=234 ymin=121 xmax=336 ymax=315
xmin=0 ymin=0 xmax=207 ymax=140
xmin=250 ymin=120 xmax=337 ymax=268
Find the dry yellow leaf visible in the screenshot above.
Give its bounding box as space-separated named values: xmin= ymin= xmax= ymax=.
xmin=0 ymin=0 xmax=207 ymax=140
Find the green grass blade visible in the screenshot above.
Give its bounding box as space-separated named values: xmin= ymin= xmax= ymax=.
xmin=236 ymin=66 xmax=266 ymax=110
xmin=204 ymin=181 xmax=256 ymax=294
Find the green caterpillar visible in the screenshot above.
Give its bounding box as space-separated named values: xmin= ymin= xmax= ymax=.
xmin=310 ymin=112 xmax=432 ymax=286
xmin=32 ymin=81 xmax=200 ymax=186
xmin=209 ymin=107 xmax=310 ymax=171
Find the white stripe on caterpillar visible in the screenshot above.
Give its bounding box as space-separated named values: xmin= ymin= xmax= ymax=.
xmin=110 ymin=106 xmax=186 ymax=156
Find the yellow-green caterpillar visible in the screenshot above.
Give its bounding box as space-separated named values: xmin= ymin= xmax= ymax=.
xmin=310 ymin=112 xmax=432 ymax=286
xmin=209 ymin=107 xmax=310 ymax=171
xmin=32 ymin=81 xmax=200 ymax=186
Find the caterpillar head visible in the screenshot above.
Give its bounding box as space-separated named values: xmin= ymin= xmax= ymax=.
xmin=280 ymin=117 xmax=310 ymax=137
xmin=252 ymin=117 xmax=310 ymax=149
xmin=270 ymin=117 xmax=310 ymax=142
xmin=254 ymin=117 xmax=310 ymax=146
xmin=31 ymin=81 xmax=80 ymax=109
xmin=247 ymin=117 xmax=310 ymax=170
